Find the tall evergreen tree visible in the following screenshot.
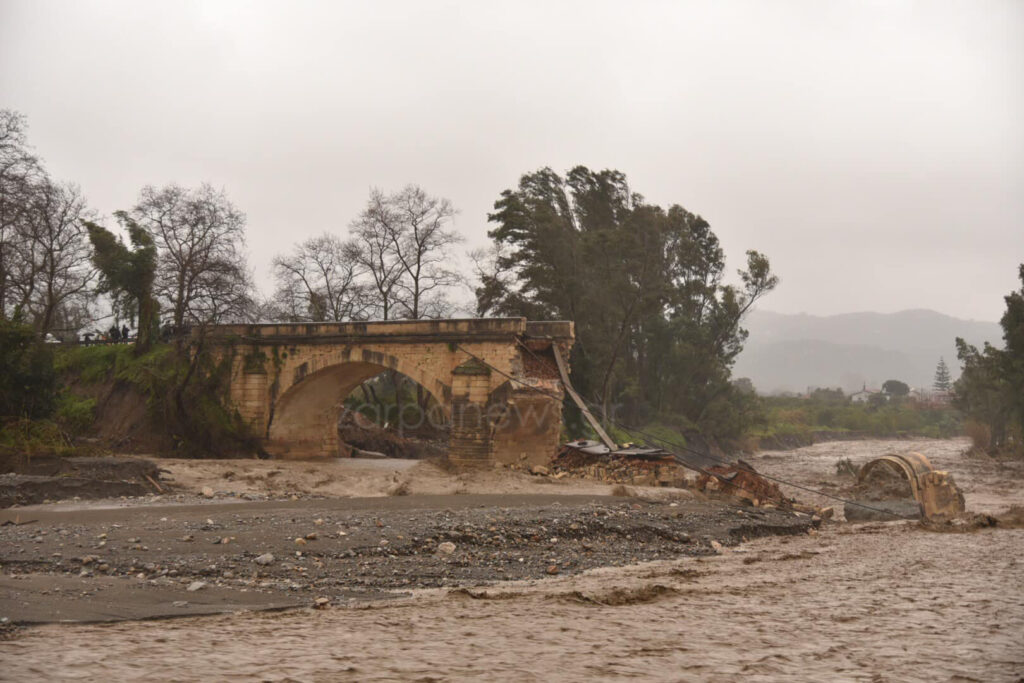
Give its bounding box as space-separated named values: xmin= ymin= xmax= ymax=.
xmin=933 ymin=357 xmax=952 ymax=392
xmin=480 ymin=166 xmax=777 ymax=438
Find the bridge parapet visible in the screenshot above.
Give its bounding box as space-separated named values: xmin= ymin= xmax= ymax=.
xmin=202 ymin=318 xmax=572 ymax=345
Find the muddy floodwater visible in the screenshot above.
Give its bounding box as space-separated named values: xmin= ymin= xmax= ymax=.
xmin=3 ymin=438 xmax=1023 ymax=682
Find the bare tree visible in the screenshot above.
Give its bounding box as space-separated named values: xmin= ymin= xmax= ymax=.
xmin=131 ymin=184 xmax=253 ymax=327
xmin=349 ymin=186 xmax=463 ymax=417
xmin=350 ymin=186 xmax=463 ymax=321
xmin=271 ymin=233 xmax=371 ymax=322
xmin=386 ymin=185 xmax=463 ymax=319
xmin=0 ymin=112 xmax=95 ymax=335
xmin=0 ymin=110 xmax=45 ymax=320
xmin=22 ymin=181 xmax=95 ymax=334
xmin=350 ymin=189 xmax=405 ymax=320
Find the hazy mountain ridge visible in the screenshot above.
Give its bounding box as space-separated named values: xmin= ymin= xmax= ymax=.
xmin=733 ymin=309 xmax=1002 ymax=394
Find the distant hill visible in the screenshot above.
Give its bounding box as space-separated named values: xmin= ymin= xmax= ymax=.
xmin=733 ymin=309 xmax=1002 ymax=395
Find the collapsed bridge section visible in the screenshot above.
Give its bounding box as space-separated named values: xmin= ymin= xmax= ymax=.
xmin=203 ymin=318 xmax=574 ymax=467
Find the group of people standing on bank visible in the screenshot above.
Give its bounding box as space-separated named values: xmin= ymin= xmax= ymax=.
xmin=81 ymin=324 xmax=131 ymax=345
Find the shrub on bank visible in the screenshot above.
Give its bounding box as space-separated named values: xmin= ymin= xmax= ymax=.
xmin=756 ymin=395 xmax=962 ymax=443
xmin=0 ymin=318 xmax=57 ymax=420
xmin=51 ymin=341 xmax=261 ymax=458
xmin=0 ymin=418 xmax=74 ymax=462
xmin=55 ymin=393 xmax=97 ymax=433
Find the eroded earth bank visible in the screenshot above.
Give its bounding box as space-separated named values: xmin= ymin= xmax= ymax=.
xmin=2 ymin=438 xmax=1023 ymax=682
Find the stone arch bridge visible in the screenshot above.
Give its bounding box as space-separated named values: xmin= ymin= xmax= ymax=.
xmin=204 ymin=318 xmax=573 ymax=466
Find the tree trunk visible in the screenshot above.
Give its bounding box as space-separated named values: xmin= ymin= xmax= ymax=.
xmin=136 ymin=295 xmax=157 ymax=354
xmin=361 ymin=382 xmax=385 ymax=424
xmin=392 ymin=371 xmax=404 ymax=436
xmin=174 ymin=275 xmax=187 ymax=329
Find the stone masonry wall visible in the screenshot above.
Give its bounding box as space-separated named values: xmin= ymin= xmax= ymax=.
xmin=211 ymin=319 xmax=573 ymax=464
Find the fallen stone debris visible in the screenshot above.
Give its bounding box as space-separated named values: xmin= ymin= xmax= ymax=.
xmin=547 ymin=440 xmax=689 ymax=488
xmin=694 ymin=460 xmax=834 ymax=518
xmin=695 ymin=460 xmax=785 ymax=506
xmin=548 ymin=440 xmax=834 ymax=519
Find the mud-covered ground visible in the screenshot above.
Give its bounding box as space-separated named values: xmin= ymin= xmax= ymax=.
xmin=0 ymin=453 xmax=608 ymax=507
xmin=2 ymin=438 xmax=1023 ymax=682
xmin=0 ymin=493 xmax=814 ymax=623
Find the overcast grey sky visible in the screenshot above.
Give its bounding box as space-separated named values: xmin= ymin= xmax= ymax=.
xmin=2 ymin=0 xmax=1021 ymax=321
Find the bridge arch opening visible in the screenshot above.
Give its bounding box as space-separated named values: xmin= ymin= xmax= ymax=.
xmin=266 ymin=360 xmax=450 ymax=459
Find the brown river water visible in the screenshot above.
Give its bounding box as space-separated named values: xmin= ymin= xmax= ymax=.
xmin=2 ymin=438 xmax=1023 ymax=682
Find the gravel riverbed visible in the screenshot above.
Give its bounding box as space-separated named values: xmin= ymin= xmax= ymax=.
xmin=2 ymin=438 xmax=1022 ymax=682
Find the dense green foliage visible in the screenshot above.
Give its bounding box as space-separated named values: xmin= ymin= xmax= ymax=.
xmin=0 ymin=318 xmax=95 ymax=459
xmin=882 ymin=379 xmax=910 ymax=397
xmin=757 ymin=393 xmax=961 ymax=442
xmin=54 ymin=393 xmax=96 ymax=433
xmin=0 ymin=317 xmax=56 ymax=419
xmin=0 ymin=418 xmax=76 ymax=459
xmin=55 ymin=342 xmax=260 ymax=457
xmin=954 ymin=264 xmax=1024 ymax=455
xmin=84 ymin=215 xmax=159 ymax=352
xmin=55 ymin=343 xmax=173 ymax=392
xmin=478 ymin=166 xmax=777 ymax=441
xmin=342 ymin=372 xmax=445 ymax=432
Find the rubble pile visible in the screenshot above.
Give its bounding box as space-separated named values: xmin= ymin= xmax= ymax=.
xmin=548 ymin=440 xmax=690 ymax=488
xmin=694 ymin=460 xmax=834 ymax=518
xmin=695 ymin=460 xmax=787 ymax=506
xmin=519 ymin=346 xmax=559 ymax=380
xmin=546 ymin=440 xmax=834 ymax=518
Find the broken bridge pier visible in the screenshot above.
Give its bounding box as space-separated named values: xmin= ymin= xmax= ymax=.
xmin=202 ymin=318 xmax=574 ymax=467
